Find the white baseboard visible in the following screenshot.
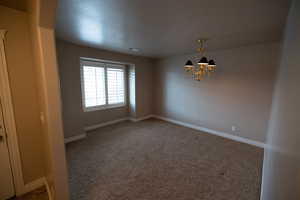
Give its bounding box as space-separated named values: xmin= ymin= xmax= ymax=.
xmin=20 ymin=177 xmax=53 ymax=200
xmin=129 ymin=115 xmax=154 ymax=122
xmin=84 ymin=115 xmax=155 ymax=132
xmin=44 ymin=178 xmax=53 ymax=200
xmin=66 ymin=116 xmax=155 ymax=144
xmin=153 ymin=115 xmax=266 ymax=148
xmin=66 ymin=115 xmax=265 ymax=148
xmin=20 ymin=177 xmax=46 ymax=196
xmin=84 ymin=117 xmax=129 ymax=132
xmin=64 ymin=133 xmax=87 ymax=144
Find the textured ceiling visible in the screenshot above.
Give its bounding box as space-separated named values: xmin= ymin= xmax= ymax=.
xmin=56 ymin=0 xmax=291 ymax=58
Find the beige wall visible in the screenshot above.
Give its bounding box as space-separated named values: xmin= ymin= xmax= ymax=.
xmin=27 ymin=0 xmax=70 ymax=198
xmin=154 ymin=42 xmax=280 ymax=143
xmin=26 ymin=0 xmax=54 ymax=190
xmin=261 ymin=1 xmax=300 ymax=199
xmin=0 ymin=5 xmax=45 ymax=183
xmin=56 ymin=40 xmax=154 ymax=138
xmin=27 ymin=0 xmax=69 ymax=200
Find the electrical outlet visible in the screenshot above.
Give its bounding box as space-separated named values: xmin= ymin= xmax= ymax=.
xmin=40 ymin=112 xmax=45 ymax=124
xmin=232 ymin=126 xmax=237 ymax=132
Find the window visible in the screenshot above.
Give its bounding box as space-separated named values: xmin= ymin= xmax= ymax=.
xmin=80 ymin=59 xmax=126 ymax=111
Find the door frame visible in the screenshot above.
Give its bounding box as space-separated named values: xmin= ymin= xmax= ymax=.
xmin=0 ymin=30 xmax=25 ymax=196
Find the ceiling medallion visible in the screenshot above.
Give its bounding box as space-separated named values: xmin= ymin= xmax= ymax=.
xmin=184 ymin=39 xmax=216 ymax=81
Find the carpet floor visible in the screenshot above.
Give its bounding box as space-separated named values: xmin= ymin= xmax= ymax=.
xmin=66 ymin=119 xmax=263 ymax=200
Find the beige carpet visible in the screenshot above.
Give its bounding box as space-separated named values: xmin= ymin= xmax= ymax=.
xmin=66 ymin=119 xmax=263 ymax=200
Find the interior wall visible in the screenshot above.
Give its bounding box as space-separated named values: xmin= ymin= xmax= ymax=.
xmin=154 ymin=42 xmax=280 ymax=143
xmin=261 ymin=1 xmax=300 ymax=199
xmin=0 ymin=5 xmax=45 ymax=183
xmin=0 ymin=0 xmax=27 ymax=12
xmin=26 ymin=0 xmax=54 ymax=189
xmin=27 ymin=0 xmax=70 ymax=199
xmin=56 ymin=40 xmax=154 ymax=139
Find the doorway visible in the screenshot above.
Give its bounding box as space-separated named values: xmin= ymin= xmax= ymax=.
xmin=0 ymin=29 xmax=23 ymax=199
xmin=0 ymin=99 xmax=15 ymax=199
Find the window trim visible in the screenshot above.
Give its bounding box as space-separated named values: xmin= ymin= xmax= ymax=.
xmin=80 ymin=59 xmax=127 ymax=112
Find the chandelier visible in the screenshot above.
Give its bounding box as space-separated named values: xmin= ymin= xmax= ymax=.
xmin=184 ymin=39 xmax=216 ymax=81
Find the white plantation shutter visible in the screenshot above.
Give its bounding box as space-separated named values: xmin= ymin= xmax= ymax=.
xmin=82 ymin=65 xmax=106 ymax=107
xmin=81 ymin=59 xmax=126 ymax=111
xmin=107 ymin=67 xmax=125 ymax=104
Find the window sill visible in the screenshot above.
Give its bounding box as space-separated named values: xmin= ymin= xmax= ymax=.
xmin=83 ymin=103 xmax=126 ymax=112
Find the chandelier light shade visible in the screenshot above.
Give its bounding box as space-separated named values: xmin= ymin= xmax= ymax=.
xmin=198 ymin=57 xmax=209 ymax=65
xmin=184 ymin=60 xmax=194 ymax=72
xmin=207 ymin=59 xmax=216 ymax=76
xmin=208 ymin=59 xmax=216 ymax=66
xmin=183 ymin=39 xmax=217 ymax=81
